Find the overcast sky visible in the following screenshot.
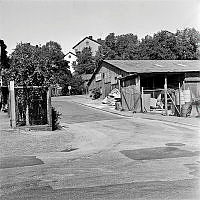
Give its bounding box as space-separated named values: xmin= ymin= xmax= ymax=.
xmin=0 ymin=0 xmax=199 ymax=54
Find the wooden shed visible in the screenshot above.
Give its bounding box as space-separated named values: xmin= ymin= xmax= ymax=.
xmin=88 ymin=60 xmax=200 ymax=115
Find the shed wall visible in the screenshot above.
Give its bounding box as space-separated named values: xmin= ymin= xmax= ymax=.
xmin=88 ymin=62 xmax=128 ymax=98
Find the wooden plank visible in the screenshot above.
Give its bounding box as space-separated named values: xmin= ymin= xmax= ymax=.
xmin=121 ymin=88 xmax=131 ymax=111
xmin=167 ymin=91 xmax=181 ymax=116
xmin=141 ymin=87 xmax=144 ymax=112
xmin=10 ymin=81 xmax=16 ymax=128
xmin=47 ymin=87 xmax=52 ymax=130
xmin=164 ymin=75 xmax=168 ymax=116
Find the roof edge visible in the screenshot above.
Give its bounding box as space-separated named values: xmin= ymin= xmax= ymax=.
xmin=72 ymin=37 xmax=102 ymax=49
xmin=65 ymin=51 xmax=77 ymax=57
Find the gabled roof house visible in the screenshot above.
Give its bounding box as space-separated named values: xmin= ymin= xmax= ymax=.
xmin=73 ymin=36 xmax=102 ymax=56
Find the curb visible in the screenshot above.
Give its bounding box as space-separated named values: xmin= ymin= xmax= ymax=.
xmin=71 ymin=100 xmax=199 ymax=128
xmin=133 ymin=116 xmax=199 ymax=128
xmin=71 ymin=101 xmax=133 ymax=117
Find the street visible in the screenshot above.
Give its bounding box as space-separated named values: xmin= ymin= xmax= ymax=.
xmin=0 ymin=96 xmax=200 ymax=200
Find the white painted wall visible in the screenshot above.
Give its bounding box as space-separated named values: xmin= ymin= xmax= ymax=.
xmin=65 ymin=52 xmax=77 ymax=73
xmin=74 ymin=38 xmax=101 ymax=56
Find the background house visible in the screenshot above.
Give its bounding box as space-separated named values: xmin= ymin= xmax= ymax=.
xmin=73 ymin=36 xmax=101 ymax=56
xmin=64 ymin=52 xmax=77 ymax=73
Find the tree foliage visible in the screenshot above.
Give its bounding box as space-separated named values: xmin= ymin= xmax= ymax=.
xmin=0 ymin=40 xmax=10 ymax=86
xmin=73 ymin=47 xmax=96 ymax=75
xmin=96 ymin=28 xmax=200 ymax=61
xmin=7 ymin=41 xmax=71 ymax=86
xmin=62 ymin=75 xmax=85 ymax=95
xmin=0 ymin=40 xmax=10 ymax=70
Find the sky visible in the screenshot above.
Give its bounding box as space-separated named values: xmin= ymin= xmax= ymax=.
xmin=0 ymin=0 xmax=200 ymax=54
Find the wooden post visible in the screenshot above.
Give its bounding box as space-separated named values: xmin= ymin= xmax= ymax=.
xmin=47 ymin=87 xmax=52 ymax=130
xmin=25 ymin=104 xmax=30 ymax=126
xmin=137 ymin=75 xmax=142 ymax=112
xmin=167 ymin=90 xmax=181 ymax=116
xmin=178 ymin=82 xmax=181 ymax=114
xmin=164 ymin=75 xmax=168 ymax=116
xmin=141 ymin=87 xmax=144 ymax=113
xmin=118 ymin=78 xmax=122 ymax=109
xmin=152 ymin=77 xmax=155 ymax=98
xmin=137 ymin=75 xmax=141 ymax=89
xmin=10 ymin=81 xmax=16 ymax=128
xmin=183 ymin=80 xmax=185 ymax=90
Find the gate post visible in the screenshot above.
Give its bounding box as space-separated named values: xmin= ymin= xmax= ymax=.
xmin=10 ymin=81 xmax=16 ymax=128
xmin=47 ymin=86 xmax=52 ymax=130
xmin=164 ymin=75 xmax=168 ymax=116
xmin=141 ymin=87 xmax=144 ymax=113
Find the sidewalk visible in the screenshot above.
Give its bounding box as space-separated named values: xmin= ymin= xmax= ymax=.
xmin=68 ymin=95 xmax=200 ymax=128
xmin=0 ymin=112 xmax=11 ymax=131
xmin=0 ymin=111 xmax=73 ymax=157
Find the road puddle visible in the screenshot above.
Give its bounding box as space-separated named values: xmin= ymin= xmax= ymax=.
xmin=165 ymin=143 xmax=186 ymax=146
xmin=184 ymin=162 xmax=200 ymax=177
xmin=61 ymin=148 xmax=78 ymax=152
xmin=0 ymin=156 xmax=44 ymax=169
xmin=120 ymin=147 xmax=200 ymax=160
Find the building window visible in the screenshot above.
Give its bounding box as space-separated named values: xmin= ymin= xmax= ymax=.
xmin=68 ymin=55 xmax=71 ymax=58
xmin=86 ymin=41 xmax=89 ymax=45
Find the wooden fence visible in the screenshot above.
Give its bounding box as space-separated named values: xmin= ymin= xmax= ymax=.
xmin=9 ymin=81 xmax=52 ymax=130
xmin=121 ymin=85 xmax=141 ymax=112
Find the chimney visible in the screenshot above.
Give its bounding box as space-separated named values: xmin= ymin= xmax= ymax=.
xmin=88 ymin=36 xmax=93 ymax=39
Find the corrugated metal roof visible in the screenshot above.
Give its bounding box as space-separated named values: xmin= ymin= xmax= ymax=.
xmin=104 ymin=60 xmax=200 ymax=73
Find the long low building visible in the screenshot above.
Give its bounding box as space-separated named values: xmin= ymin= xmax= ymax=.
xmin=87 ymin=60 xmax=200 ymax=114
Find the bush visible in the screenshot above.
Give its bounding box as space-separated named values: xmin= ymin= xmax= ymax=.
xmin=52 ymin=107 xmax=62 ymax=130
xmin=90 ymin=88 xmax=101 ymax=99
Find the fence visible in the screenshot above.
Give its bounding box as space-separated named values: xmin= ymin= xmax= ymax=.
xmin=9 ymin=81 xmax=52 ymax=130
xmin=121 ymin=85 xmax=141 ymax=112
xmin=141 ymin=87 xmax=198 ymax=117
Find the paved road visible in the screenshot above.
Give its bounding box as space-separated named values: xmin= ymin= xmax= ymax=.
xmin=52 ymin=98 xmax=122 ymax=124
xmin=0 ymin=97 xmax=200 ymax=199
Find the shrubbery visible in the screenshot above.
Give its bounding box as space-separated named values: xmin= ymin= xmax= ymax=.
xmin=52 ymin=107 xmax=62 ymax=130
xmin=90 ymin=88 xmax=101 ymax=99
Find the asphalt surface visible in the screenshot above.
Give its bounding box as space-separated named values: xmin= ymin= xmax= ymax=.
xmin=0 ymin=97 xmax=200 ymax=200
xmin=52 ymin=99 xmax=122 ymax=124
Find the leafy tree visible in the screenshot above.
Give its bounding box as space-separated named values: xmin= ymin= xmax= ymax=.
xmin=96 ymin=28 xmax=200 ymax=61
xmin=95 ymin=33 xmax=139 ymax=60
xmin=115 ymin=33 xmax=139 ymax=59
xmin=73 ymin=47 xmax=96 ymax=75
xmin=62 ymin=75 xmax=84 ymax=95
xmin=139 ymin=31 xmax=177 ymax=59
xmin=174 ymin=28 xmax=200 ymax=59
xmin=0 ymin=40 xmax=9 ymax=70
xmin=105 ymin=33 xmax=116 ymax=51
xmin=7 ymin=41 xmax=71 ymax=86
xmin=138 ymin=28 xmax=200 ymax=60
xmin=0 ymin=40 xmax=10 ymax=86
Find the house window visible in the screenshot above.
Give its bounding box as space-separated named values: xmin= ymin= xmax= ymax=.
xmin=68 ymin=55 xmax=71 ymax=58
xmin=96 ymin=73 xmax=102 ymax=81
xmin=86 ymin=41 xmax=89 ymax=45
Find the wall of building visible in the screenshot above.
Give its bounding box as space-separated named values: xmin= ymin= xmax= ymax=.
xmin=88 ymin=62 xmax=128 ymax=98
xmin=74 ymin=38 xmax=101 ymax=55
xmin=65 ymin=53 xmax=77 ymax=73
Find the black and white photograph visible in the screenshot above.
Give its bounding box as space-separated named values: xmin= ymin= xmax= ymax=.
xmin=0 ymin=0 xmax=200 ymax=199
